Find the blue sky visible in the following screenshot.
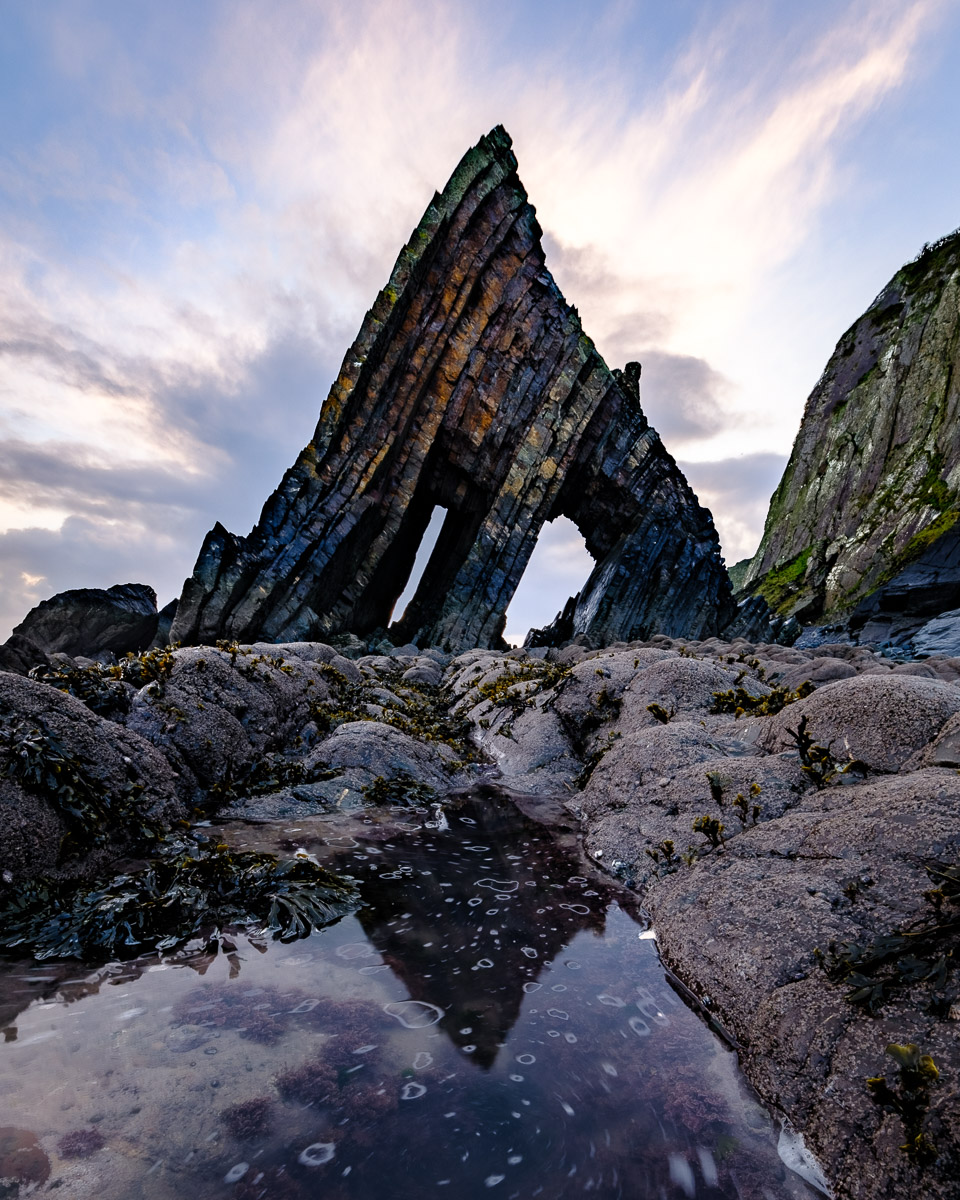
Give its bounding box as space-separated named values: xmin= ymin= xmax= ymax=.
xmin=1 ymin=0 xmax=959 ymax=642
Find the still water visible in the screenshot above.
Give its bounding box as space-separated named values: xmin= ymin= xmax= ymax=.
xmin=0 ymin=789 xmax=820 ymax=1199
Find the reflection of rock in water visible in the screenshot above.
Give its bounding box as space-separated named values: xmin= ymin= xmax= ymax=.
xmin=350 ymin=786 xmax=635 ymax=1068
xmin=0 ymin=950 xmax=219 ymax=1043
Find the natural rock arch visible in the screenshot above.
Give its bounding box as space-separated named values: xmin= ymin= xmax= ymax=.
xmin=171 ymin=127 xmax=734 ymax=652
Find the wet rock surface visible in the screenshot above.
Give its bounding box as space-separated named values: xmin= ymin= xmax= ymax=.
xmin=170 ymin=126 xmax=732 ymax=653
xmin=3 ymin=630 xmax=960 ymax=1197
xmin=0 ymin=672 xmax=185 ymax=889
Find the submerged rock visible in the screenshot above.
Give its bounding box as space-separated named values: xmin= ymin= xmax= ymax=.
xmin=170 ymin=127 xmax=733 ymax=654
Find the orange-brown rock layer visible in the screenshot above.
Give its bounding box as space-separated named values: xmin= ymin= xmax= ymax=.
xmin=171 ymin=127 xmax=734 ymax=652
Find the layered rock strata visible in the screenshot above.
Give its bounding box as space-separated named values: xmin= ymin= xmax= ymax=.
xmin=742 ymin=231 xmax=960 ymax=627
xmin=171 ymin=127 xmax=733 ymax=653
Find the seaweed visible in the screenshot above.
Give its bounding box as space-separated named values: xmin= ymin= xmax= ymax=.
xmin=785 ymin=715 xmax=869 ymax=788
xmin=646 ymin=703 xmax=673 ymax=724
xmin=0 ymin=715 xmax=160 ymax=858
xmin=644 ymin=839 xmax=683 ymax=877
xmin=310 ymin=670 xmax=478 ymax=761
xmin=362 ymin=772 xmax=437 ymax=806
xmin=207 ymin=753 xmax=342 ymax=805
xmin=709 ymin=680 xmax=815 ymax=718
xmin=29 ymin=660 xmax=131 ymax=716
xmin=30 ymin=646 xmax=178 ymax=715
xmin=0 ymin=834 xmax=358 ymax=961
xmin=816 ymin=862 xmax=960 ymax=1014
xmin=732 ymin=783 xmax=763 ymax=827
xmin=692 ymin=814 xmax=726 ymax=849
xmin=866 ymin=1043 xmax=940 ymax=1164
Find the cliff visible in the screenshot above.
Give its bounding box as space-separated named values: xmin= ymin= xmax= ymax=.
xmin=742 ymin=231 xmax=960 ymax=626
xmin=170 ymin=126 xmax=734 ymax=652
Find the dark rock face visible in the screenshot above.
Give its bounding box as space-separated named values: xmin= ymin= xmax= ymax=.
xmin=152 ymin=597 xmax=179 ymax=649
xmin=0 ymin=633 xmax=51 ymax=676
xmin=742 ymin=231 xmax=960 ymax=626
xmin=171 ymin=127 xmax=733 ymax=653
xmin=7 ymin=583 xmax=159 ymax=660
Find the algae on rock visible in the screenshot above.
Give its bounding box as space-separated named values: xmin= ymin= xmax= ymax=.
xmin=741 ymin=229 xmax=960 ymax=624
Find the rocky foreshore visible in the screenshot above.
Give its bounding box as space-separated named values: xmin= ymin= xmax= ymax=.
xmin=2 ymin=633 xmax=960 ymax=1198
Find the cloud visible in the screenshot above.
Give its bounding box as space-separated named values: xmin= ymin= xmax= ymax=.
xmin=504 ymin=517 xmax=594 ymax=642
xmin=0 ymin=516 xmax=193 ymax=640
xmin=637 ymin=351 xmax=729 ymax=444
xmin=0 ymin=0 xmax=951 ymax=641
xmin=679 ymin=452 xmax=789 ymax=566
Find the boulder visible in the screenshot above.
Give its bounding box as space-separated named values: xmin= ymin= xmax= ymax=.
xmin=8 ymin=582 xmax=159 ymax=659
xmin=0 ymin=671 xmax=184 ymax=887
xmin=912 ymin=607 xmax=960 ymax=657
xmin=758 ymin=674 xmax=960 ymax=772
xmin=646 ymin=768 xmax=960 ymax=1200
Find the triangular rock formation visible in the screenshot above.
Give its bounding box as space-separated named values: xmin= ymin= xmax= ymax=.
xmin=171 ymin=127 xmax=734 ymax=651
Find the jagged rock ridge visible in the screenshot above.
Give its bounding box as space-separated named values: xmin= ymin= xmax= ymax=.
xmin=171 ymin=126 xmax=733 ymax=652
xmin=741 ymin=230 xmax=960 ymax=628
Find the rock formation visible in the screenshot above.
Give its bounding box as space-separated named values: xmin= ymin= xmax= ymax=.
xmin=171 ymin=127 xmax=733 ymax=652
xmin=740 ymin=231 xmax=960 ymax=632
xmin=4 ymin=582 xmax=159 ymax=663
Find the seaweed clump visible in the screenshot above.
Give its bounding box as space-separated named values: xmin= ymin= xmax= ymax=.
xmin=220 ymin=1096 xmax=273 ymax=1140
xmin=816 ymin=861 xmax=960 ymax=1014
xmin=207 ymin=753 xmax=342 ymax=805
xmin=362 ymin=771 xmax=437 ymax=806
xmin=786 ymin=715 xmax=869 ymax=788
xmin=0 ymin=834 xmax=358 ymax=961
xmin=710 ymin=680 xmax=815 ymax=718
xmin=56 ymin=1128 xmax=105 ymax=1159
xmin=30 ymin=646 xmax=178 ymax=716
xmin=867 ymin=1043 xmax=940 ymax=1164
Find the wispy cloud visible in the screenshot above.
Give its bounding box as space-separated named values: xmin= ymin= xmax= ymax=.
xmin=0 ymin=0 xmax=952 ymax=638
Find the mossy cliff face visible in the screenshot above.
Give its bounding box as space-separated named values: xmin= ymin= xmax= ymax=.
xmin=171 ymin=126 xmax=733 ymax=653
xmin=743 ymin=232 xmax=960 ymax=621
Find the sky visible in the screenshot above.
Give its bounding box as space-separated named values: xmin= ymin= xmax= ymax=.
xmin=1 ymin=0 xmax=959 ymax=644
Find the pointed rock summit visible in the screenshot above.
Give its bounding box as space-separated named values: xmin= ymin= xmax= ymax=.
xmin=171 ymin=127 xmax=734 ymax=652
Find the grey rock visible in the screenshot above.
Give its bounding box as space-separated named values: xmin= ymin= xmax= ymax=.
xmin=8 ymin=582 xmax=159 ymax=659
xmin=646 ymin=768 xmax=960 ymax=1200
xmin=912 ymin=606 xmax=960 ymax=657
xmin=119 ymin=644 xmax=339 ymax=798
xmin=758 ymin=673 xmax=960 ymax=772
xmin=0 ymin=633 xmax=50 ymax=676
xmin=317 ymin=721 xmax=451 ymax=791
xmin=776 ymin=656 xmax=855 ymax=691
xmin=152 ymin=598 xmax=179 ymax=648
xmin=0 ymin=671 xmax=184 ymax=887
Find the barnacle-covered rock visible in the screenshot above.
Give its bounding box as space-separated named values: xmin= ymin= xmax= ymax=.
xmin=0 ymin=671 xmax=184 ymax=887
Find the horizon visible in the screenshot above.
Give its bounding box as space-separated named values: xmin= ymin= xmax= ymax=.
xmin=2 ymin=0 xmax=959 ymax=643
